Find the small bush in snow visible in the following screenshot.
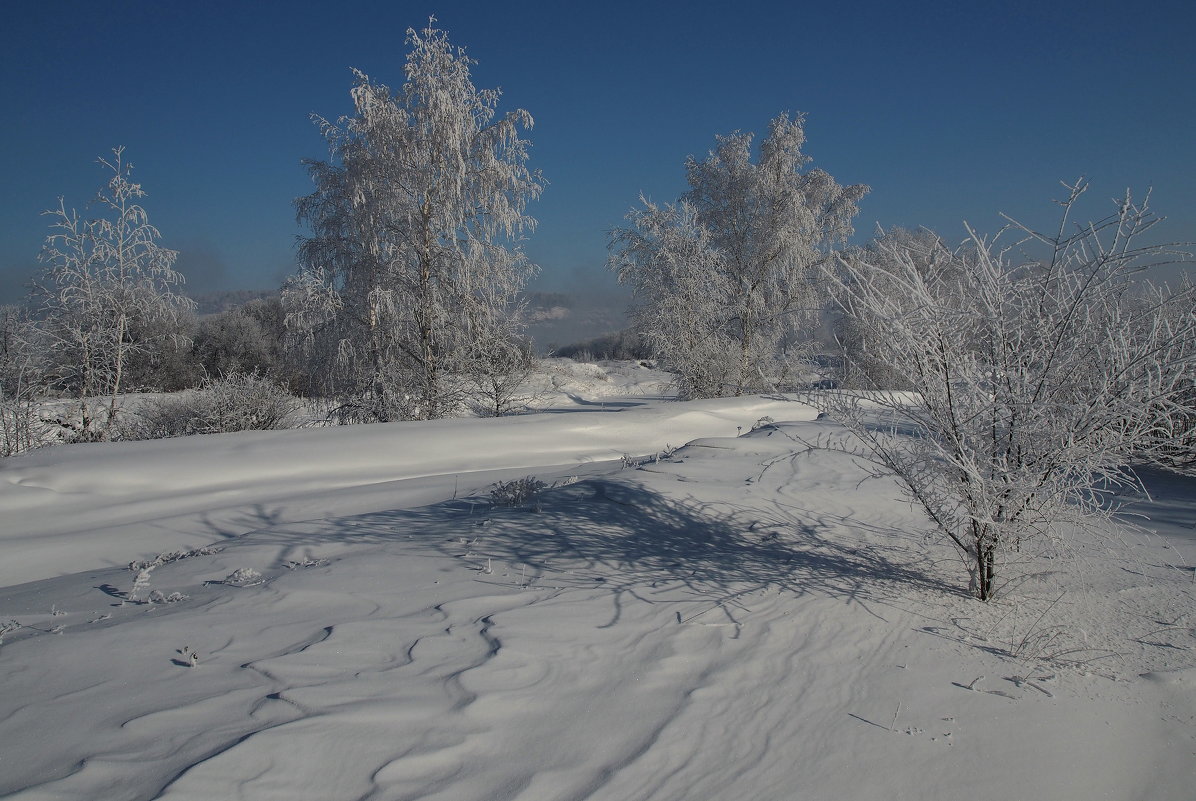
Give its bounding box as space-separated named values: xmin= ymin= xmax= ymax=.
xmin=222 ymin=567 xmax=264 ymax=587
xmin=120 ymin=372 xmax=299 ymax=440
xmin=464 ymin=338 xmax=541 ymax=417
xmin=618 ymin=448 xmax=675 ymax=469
xmin=0 ymin=620 xmax=21 ymax=644
xmin=128 ymin=566 xmax=154 ymax=603
xmin=129 ymin=545 xmax=221 ymax=572
xmin=0 ymin=391 xmax=49 ymax=458
xmin=283 ymin=558 xmax=328 ymax=570
xmin=489 ymin=477 xmax=547 ymax=508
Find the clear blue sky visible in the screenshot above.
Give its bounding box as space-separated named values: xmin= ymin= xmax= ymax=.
xmin=2 ymin=0 xmax=1193 ymax=304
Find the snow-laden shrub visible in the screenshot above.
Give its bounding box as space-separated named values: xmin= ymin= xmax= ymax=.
xmin=543 ymin=359 xmax=612 ymax=395
xmin=0 ymin=307 xmax=51 ymax=457
xmin=129 ymin=545 xmax=221 ymax=572
xmin=813 ymin=181 xmax=1196 ymax=600
xmin=489 ymin=476 xmax=547 ymax=508
xmin=120 ymin=372 xmax=299 ymax=440
xmin=0 ymin=619 xmax=21 ymax=644
xmin=571 ymin=362 xmax=610 ymax=382
xmin=464 ymin=337 xmax=541 ymax=417
xmin=0 ymin=389 xmax=49 ymax=457
xmin=222 ymin=567 xmax=264 ymax=587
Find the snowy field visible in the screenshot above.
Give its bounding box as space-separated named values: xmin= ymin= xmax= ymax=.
xmin=1 ymin=367 xmax=1194 ymax=800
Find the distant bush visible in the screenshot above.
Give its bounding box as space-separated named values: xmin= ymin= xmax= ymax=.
xmin=465 ymin=337 xmax=541 ymax=417
xmin=191 ymin=297 xmax=291 ymax=386
xmin=552 ymin=329 xmax=653 ymax=362
xmin=119 ymin=372 xmax=300 ymax=440
xmin=189 ymin=289 xmax=276 ymax=316
xmin=545 ymin=358 xmax=610 ymax=383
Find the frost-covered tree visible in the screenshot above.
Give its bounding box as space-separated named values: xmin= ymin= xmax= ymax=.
xmin=812 ymin=181 xmax=1196 ymax=600
xmin=833 ymin=226 xmax=955 ymax=389
xmin=0 ymin=306 xmax=49 ymax=456
xmin=610 ymin=200 xmax=739 ymax=399
xmin=287 ymin=19 xmax=543 ymax=422
xmin=35 ymin=148 xmax=194 ymax=437
xmin=120 ymin=304 xmax=199 ymax=392
xmin=192 ymin=298 xmax=288 ymax=383
xmin=1161 ymin=279 xmax=1196 ymax=467
xmin=611 ymin=113 xmax=868 ymax=398
xmin=463 ymin=334 xmax=539 ymax=417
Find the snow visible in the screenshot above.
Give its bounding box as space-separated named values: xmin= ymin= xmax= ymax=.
xmin=1 ymin=371 xmax=1193 ymax=800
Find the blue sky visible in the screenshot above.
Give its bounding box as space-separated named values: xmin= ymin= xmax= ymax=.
xmin=2 ymin=0 xmax=1193 ymax=304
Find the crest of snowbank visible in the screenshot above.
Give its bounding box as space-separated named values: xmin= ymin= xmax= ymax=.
xmin=0 ymin=394 xmax=815 ymax=585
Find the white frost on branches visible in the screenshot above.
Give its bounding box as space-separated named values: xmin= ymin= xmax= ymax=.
xmin=610 ymin=113 xmax=868 ymax=399
xmin=35 ymin=148 xmax=193 ymax=438
xmin=812 ymin=180 xmax=1196 ymax=600
xmin=286 ymin=19 xmax=543 ymax=422
xmin=0 ymin=306 xmax=49 ymax=456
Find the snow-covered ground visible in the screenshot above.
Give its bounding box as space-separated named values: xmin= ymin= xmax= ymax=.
xmin=1 ymin=367 xmax=1193 ymax=800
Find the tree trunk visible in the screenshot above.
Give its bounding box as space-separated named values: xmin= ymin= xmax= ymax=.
xmin=367 ymin=295 xmax=390 ymax=422
xmin=976 ymin=545 xmax=996 ymax=601
xmin=108 ymin=314 xmax=127 ymax=429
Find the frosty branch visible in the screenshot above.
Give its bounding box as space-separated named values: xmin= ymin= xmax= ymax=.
xmin=811 ymin=181 xmax=1196 ymax=600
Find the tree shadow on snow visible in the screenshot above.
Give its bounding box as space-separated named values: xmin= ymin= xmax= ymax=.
xmin=201 ymin=476 xmax=957 ymax=625
xmin=430 ymin=478 xmax=955 ymax=620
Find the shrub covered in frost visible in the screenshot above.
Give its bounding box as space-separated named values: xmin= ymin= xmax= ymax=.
xmin=120 ymin=372 xmax=299 ymax=440
xmin=222 ymin=567 xmax=264 ymax=587
xmin=489 ymin=476 xmax=547 ymax=508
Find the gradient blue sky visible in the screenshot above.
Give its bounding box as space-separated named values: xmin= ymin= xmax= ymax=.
xmin=2 ymin=0 xmax=1193 ymax=304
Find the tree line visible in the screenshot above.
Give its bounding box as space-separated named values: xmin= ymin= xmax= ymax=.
xmin=2 ymin=21 xmax=543 ymax=446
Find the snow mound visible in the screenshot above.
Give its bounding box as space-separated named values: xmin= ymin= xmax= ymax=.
xmin=0 ymin=410 xmax=1192 ymax=799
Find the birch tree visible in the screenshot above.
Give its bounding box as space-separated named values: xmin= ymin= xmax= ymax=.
xmin=287 ymin=19 xmax=543 ymax=422
xmin=36 ymin=148 xmax=193 ymax=437
xmin=610 ymin=200 xmax=739 ymax=399
xmin=0 ymin=306 xmax=48 ymax=456
xmin=611 ymin=113 xmax=868 ymax=398
xmin=813 ymin=181 xmax=1196 ymax=600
